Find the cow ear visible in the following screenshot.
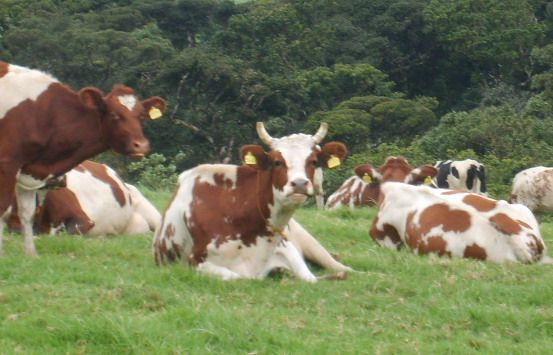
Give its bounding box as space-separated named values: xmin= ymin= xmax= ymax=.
xmin=240 ymin=145 xmax=269 ymax=170
xmin=142 ymin=96 xmax=167 ymax=120
xmin=79 ymin=87 xmax=106 ymax=111
xmin=355 ymin=164 xmax=381 ymax=184
xmin=318 ymin=142 xmax=348 ymax=169
xmin=410 ymin=165 xmax=438 ymax=185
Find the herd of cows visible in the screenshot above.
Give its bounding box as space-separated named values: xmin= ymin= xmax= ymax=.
xmin=1 ymin=61 xmax=552 ymax=283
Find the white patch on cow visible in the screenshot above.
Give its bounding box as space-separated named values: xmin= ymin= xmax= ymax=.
xmin=16 ymin=171 xmax=53 ymax=190
xmin=117 ymin=95 xmax=137 ymax=111
xmin=193 ymin=164 xmax=238 ymax=188
xmin=374 ymin=182 xmax=547 ymax=263
xmin=0 ymin=64 xmax=58 ymax=119
xmin=511 ymin=166 xmax=553 ymax=212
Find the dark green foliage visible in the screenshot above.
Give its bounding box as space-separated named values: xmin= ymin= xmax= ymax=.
xmin=2 ymin=0 xmax=553 ymax=197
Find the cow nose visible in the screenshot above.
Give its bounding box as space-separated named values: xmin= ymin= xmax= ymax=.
xmin=291 ymin=179 xmax=309 ymax=194
xmin=130 ymin=139 xmax=150 ymax=157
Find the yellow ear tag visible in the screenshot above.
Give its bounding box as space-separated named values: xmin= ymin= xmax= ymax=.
xmin=363 ymin=173 xmax=372 ymax=184
xmin=244 ymin=151 xmax=257 ymax=165
xmin=327 ymin=155 xmax=341 ymax=169
xmin=424 ymin=176 xmax=433 ymax=185
xmin=148 ymin=107 xmax=163 ymax=120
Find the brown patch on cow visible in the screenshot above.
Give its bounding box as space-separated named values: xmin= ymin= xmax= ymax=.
xmin=462 ymin=194 xmax=497 ymax=212
xmin=463 ymin=244 xmax=487 ymax=260
xmin=527 ymin=234 xmax=544 ymax=260
xmin=81 ymin=161 xmax=127 ymax=206
xmin=419 ymin=203 xmax=471 ymax=235
xmin=0 ymin=62 xmax=9 ymax=78
xmin=187 ymin=166 xmax=275 ymax=265
xmin=489 ymin=213 xmax=521 ymax=235
xmin=38 ymin=188 xmax=94 ymax=234
xmin=165 ymin=223 xmax=176 ymax=239
xmin=379 ymin=156 xmax=413 ymax=182
xmin=268 ymin=151 xmax=288 ymax=191
xmin=369 ymin=216 xmax=403 ymax=249
xmin=517 ymin=220 xmax=532 ymax=229
xmin=405 ymin=212 xmax=451 ymax=256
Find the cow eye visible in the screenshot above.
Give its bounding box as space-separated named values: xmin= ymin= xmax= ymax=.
xmin=310 ymin=160 xmax=319 ymax=167
xmin=273 ymin=160 xmax=284 ymax=168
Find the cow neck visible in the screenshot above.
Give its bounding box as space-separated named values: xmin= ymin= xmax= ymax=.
xmin=254 ymin=169 xmax=289 ymax=241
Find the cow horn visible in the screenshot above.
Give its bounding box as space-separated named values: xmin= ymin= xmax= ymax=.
xmin=312 ymin=122 xmax=328 ymax=144
xmin=256 ymin=122 xmax=273 ymax=146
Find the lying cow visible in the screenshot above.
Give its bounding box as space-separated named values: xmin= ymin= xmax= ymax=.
xmin=0 ymin=61 xmax=166 ymax=256
xmin=325 ymin=156 xmax=437 ymax=209
xmin=433 ymin=159 xmax=487 ymax=195
xmin=510 ymin=166 xmax=553 ymax=212
xmin=370 ymin=182 xmax=548 ymax=263
xmin=37 ymin=161 xmax=161 ymax=236
xmin=153 ymin=122 xmax=348 ymax=281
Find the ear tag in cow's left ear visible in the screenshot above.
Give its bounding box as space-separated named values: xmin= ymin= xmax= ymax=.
xmin=363 ymin=173 xmax=372 ymax=184
xmin=424 ymin=176 xmax=433 ymax=185
xmin=244 ymin=151 xmax=257 ymax=165
xmin=148 ymin=107 xmax=163 ymax=120
xmin=327 ymin=155 xmax=341 ymax=169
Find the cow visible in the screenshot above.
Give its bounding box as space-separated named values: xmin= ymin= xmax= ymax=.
xmin=510 ymin=166 xmax=553 ymax=213
xmin=36 ymin=160 xmax=161 ymax=236
xmin=153 ymin=122 xmax=349 ymax=281
xmin=433 ymin=159 xmax=487 ymax=195
xmin=0 ymin=61 xmax=166 ymax=256
xmin=325 ymin=156 xmax=438 ymax=209
xmin=370 ymin=182 xmax=549 ymax=263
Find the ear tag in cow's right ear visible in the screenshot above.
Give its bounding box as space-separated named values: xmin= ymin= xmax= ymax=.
xmin=244 ymin=151 xmax=257 ymax=165
xmin=148 ymin=107 xmax=163 ymax=120
xmin=363 ymin=173 xmax=372 ymax=184
xmin=327 ymin=155 xmax=341 ymax=169
xmin=424 ymin=176 xmax=433 ymax=185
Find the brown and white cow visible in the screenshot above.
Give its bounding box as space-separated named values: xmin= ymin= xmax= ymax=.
xmin=325 ymin=156 xmax=437 ymax=209
xmin=370 ymin=182 xmax=549 ymax=263
xmin=36 ymin=161 xmax=161 ymax=236
xmin=510 ymin=166 xmax=553 ymax=213
xmin=0 ymin=61 xmax=166 ymax=256
xmin=153 ymin=122 xmax=349 ymax=281
xmin=433 ymin=159 xmax=487 ymax=195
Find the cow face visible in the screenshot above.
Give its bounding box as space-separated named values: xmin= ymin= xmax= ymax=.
xmin=78 ymin=85 xmax=167 ymax=159
xmin=241 ymin=123 xmax=347 ymax=208
xmin=354 ymin=156 xmax=437 ymax=186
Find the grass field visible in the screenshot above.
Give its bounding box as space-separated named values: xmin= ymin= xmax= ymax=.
xmin=1 ymin=191 xmax=553 ymax=354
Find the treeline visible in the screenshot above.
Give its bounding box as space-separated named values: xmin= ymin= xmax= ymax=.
xmin=2 ymin=0 xmax=553 ymax=198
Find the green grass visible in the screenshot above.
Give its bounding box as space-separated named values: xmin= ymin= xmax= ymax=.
xmin=1 ymin=198 xmax=553 ymax=354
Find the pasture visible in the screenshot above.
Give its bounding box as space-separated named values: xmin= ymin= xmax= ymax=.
xmin=1 ymin=190 xmax=553 ymax=354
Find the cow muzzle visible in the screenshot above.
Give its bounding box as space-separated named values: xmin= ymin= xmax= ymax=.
xmin=128 ymin=139 xmax=150 ymax=160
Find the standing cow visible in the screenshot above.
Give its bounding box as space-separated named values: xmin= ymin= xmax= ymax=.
xmin=370 ymin=182 xmax=548 ymax=263
xmin=37 ymin=161 xmax=160 ymax=236
xmin=433 ymin=159 xmax=487 ymax=195
xmin=510 ymin=166 xmax=553 ymax=212
xmin=325 ymin=156 xmax=437 ymax=209
xmin=0 ymin=61 xmax=166 ymax=256
xmin=153 ymin=122 xmax=348 ymax=281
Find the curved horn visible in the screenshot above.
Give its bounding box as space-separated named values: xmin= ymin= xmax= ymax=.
xmin=256 ymin=122 xmax=273 ymax=146
xmin=312 ymin=122 xmax=328 ymax=144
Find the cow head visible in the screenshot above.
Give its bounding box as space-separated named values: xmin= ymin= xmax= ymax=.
xmin=240 ymin=122 xmax=347 ymax=208
xmin=78 ymin=85 xmax=167 ymax=159
xmin=354 ymin=156 xmax=437 ymax=186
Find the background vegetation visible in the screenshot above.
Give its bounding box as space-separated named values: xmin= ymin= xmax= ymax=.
xmin=3 ymin=0 xmax=553 ymax=199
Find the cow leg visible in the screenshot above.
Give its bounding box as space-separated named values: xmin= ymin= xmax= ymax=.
xmin=270 ymin=240 xmax=317 ymax=282
xmin=0 ymin=172 xmax=18 ymax=257
xmin=285 ymin=218 xmax=352 ymax=272
xmin=196 ymin=261 xmax=243 ymax=280
xmin=15 ymin=187 xmax=39 ymax=256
